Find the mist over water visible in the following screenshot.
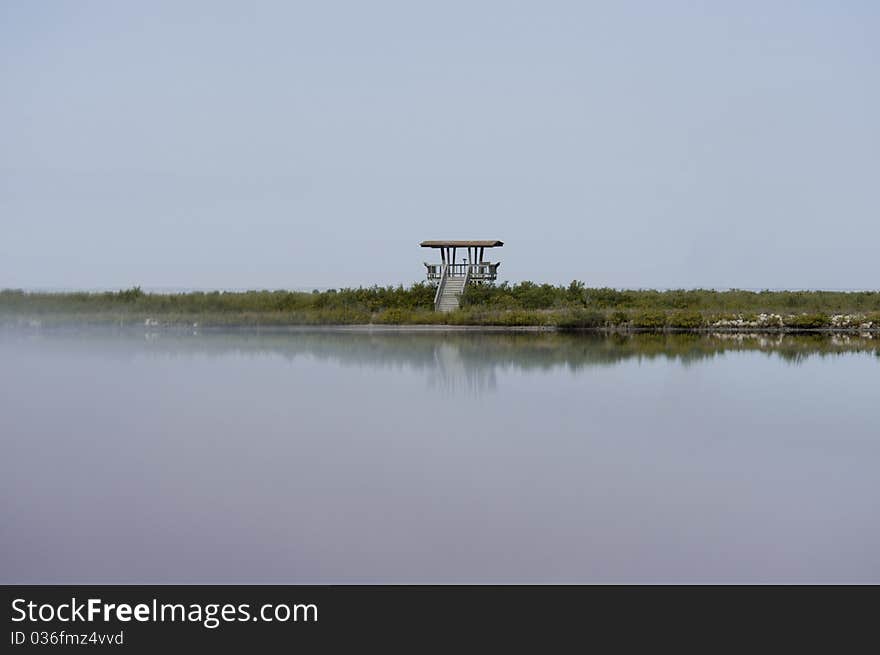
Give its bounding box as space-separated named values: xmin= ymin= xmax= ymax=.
xmin=2 ymin=328 xmax=878 ymax=583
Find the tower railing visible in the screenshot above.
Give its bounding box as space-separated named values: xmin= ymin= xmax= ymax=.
xmin=433 ymin=263 xmax=448 ymax=311
xmin=444 ymin=263 xmax=499 ymax=280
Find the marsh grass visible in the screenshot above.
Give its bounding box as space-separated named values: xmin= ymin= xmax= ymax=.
xmin=3 ymin=283 xmax=880 ymax=330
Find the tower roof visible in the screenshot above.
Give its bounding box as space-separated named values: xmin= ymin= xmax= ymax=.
xmin=420 ymin=240 xmax=503 ymax=248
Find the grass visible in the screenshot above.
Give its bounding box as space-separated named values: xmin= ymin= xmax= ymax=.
xmin=2 ymin=282 xmax=880 ymax=331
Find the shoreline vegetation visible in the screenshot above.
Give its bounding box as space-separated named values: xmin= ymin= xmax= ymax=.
xmin=3 ymin=330 xmax=877 ymax=365
xmin=2 ymin=283 xmax=880 ymax=333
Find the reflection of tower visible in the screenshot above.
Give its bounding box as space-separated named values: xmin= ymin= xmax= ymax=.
xmin=429 ymin=342 xmax=497 ymax=396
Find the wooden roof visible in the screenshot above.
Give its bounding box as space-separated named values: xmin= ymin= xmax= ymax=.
xmin=420 ymin=240 xmax=503 ymax=248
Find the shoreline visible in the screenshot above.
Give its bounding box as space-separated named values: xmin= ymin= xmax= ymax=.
xmin=3 ymin=286 xmax=879 ymax=334
xmin=3 ymin=319 xmax=878 ymax=336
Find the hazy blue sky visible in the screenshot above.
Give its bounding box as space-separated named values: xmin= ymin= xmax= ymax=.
xmin=2 ymin=1 xmax=878 ymax=290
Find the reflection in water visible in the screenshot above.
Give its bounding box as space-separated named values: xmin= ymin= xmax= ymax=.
xmin=2 ymin=327 xmax=879 ymax=583
xmin=429 ymin=342 xmax=498 ymax=395
xmin=4 ymin=327 xmax=877 ymax=396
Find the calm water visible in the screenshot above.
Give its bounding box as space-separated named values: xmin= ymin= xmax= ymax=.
xmin=2 ymin=328 xmax=878 ymax=583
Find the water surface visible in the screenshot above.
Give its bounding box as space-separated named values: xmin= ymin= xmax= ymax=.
xmin=2 ymin=328 xmax=878 ymax=583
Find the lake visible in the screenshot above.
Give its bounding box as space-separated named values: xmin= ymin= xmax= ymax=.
xmin=2 ymin=327 xmax=878 ymax=583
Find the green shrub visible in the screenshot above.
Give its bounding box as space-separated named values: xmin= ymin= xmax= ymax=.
xmin=556 ymin=308 xmax=605 ymax=328
xmin=566 ymin=280 xmax=587 ymax=304
xmin=583 ymin=287 xmax=635 ymax=308
xmin=4 ymin=284 xmax=880 ymax=329
xmin=114 ymin=286 xmax=144 ymax=302
xmin=460 ymin=284 xmax=496 ymax=307
xmin=667 ymin=311 xmax=705 ymax=329
xmin=373 ymin=308 xmax=409 ymax=324
xmin=608 ymin=310 xmax=629 ymax=326
xmin=631 ymin=310 xmax=667 ymax=329
xmin=514 ymin=282 xmax=560 ymax=309
xmin=784 ymin=313 xmax=830 ymax=329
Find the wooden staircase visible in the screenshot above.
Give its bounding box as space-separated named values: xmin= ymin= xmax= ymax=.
xmin=434 ymin=265 xmax=469 ymax=312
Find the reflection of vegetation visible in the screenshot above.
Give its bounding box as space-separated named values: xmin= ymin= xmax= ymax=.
xmin=2 ymin=285 xmax=880 ymax=331
xmin=9 ymin=328 xmax=877 ymax=371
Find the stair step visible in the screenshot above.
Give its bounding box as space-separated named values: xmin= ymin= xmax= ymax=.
xmin=435 ymin=275 xmax=468 ymax=311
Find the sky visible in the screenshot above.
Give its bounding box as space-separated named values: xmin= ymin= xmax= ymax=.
xmin=2 ymin=1 xmax=878 ymax=290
